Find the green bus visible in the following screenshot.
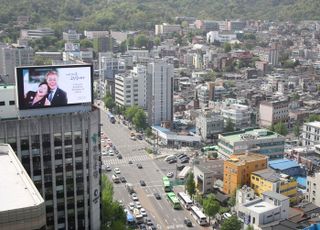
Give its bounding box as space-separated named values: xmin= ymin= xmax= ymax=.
xmin=162 ymin=176 xmax=171 ymax=192
xmin=201 ymin=145 xmax=218 ymax=152
xmin=166 ymin=192 xmax=181 ymax=209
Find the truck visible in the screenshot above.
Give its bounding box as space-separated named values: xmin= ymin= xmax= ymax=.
xmin=125 ymin=183 xmax=135 ymax=194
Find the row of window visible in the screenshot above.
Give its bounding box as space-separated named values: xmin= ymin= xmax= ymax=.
xmin=0 ymin=100 xmax=15 ymax=106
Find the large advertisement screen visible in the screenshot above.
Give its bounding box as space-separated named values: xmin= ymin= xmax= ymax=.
xmin=16 ymin=65 xmax=93 ymax=110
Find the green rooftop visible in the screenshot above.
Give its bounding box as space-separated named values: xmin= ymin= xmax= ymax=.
xmin=220 ymin=128 xmax=282 ymax=145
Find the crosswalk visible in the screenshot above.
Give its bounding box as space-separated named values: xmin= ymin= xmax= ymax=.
xmin=103 ymin=154 xmax=151 ymax=166
xmin=167 ymin=224 xmax=185 ymax=229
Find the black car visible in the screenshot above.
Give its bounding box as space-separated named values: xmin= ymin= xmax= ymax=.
xmin=184 ymin=218 xmax=192 ymax=227
xmin=117 ymin=154 xmax=123 ymax=159
xmin=128 ymin=160 xmax=133 ymax=164
xmin=154 ymin=192 xmax=161 ymax=200
xmin=137 ymin=163 xmax=143 ymax=169
xmin=137 ymin=134 xmax=143 ymax=140
xmin=139 ymin=224 xmax=147 ymax=230
xmin=176 ymin=164 xmax=185 ymax=171
xmin=144 ymin=218 xmax=153 ymax=226
xmin=140 ymin=180 xmax=146 ymax=186
xmin=178 ymin=154 xmax=187 ymax=159
xmin=120 ymin=176 xmax=126 ymax=183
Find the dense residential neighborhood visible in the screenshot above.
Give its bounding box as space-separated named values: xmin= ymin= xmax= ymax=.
xmin=2 ymin=1 xmax=320 ymax=230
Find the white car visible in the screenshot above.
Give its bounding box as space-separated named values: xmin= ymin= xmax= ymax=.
xmin=102 ymin=150 xmax=108 ymax=156
xmin=114 ymin=168 xmax=121 ymax=174
xmin=135 ymin=201 xmax=142 ymax=209
xmin=131 ymin=193 xmax=139 ymax=201
xmin=140 ymin=208 xmax=147 ymax=217
xmin=109 ymin=149 xmax=114 ymax=156
xmin=128 ymin=202 xmax=135 ymax=211
xmin=167 ymin=171 xmax=174 ymax=178
xmin=105 ymin=165 xmax=111 ymax=172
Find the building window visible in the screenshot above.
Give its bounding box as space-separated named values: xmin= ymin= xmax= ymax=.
xmin=9 ymin=101 xmax=15 ymax=105
xmin=0 ymin=101 xmax=5 ymax=106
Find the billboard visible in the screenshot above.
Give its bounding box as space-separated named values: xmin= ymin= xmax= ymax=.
xmin=16 ymin=65 xmax=93 ymax=110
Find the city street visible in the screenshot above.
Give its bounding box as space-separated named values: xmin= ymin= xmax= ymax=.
xmin=98 ymin=105 xmax=210 ymax=230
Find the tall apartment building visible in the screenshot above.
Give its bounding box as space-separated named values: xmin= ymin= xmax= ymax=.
xmin=155 ymin=23 xmax=181 ymax=35
xmin=0 ymin=144 xmax=46 ymax=230
xmin=218 ymin=128 xmax=285 ymax=159
xmin=196 ymin=82 xmax=215 ymax=105
xmin=306 ymin=172 xmax=320 ymax=206
xmin=251 ymin=168 xmax=298 ymax=204
xmin=0 ymin=44 xmax=34 ymax=83
xmin=223 ymin=153 xmax=268 ymax=195
xmin=0 ymin=85 xmax=101 ymax=230
xmin=269 ymin=43 xmax=280 ymax=67
xmin=302 ymin=121 xmax=320 ymax=146
xmin=115 ymin=65 xmax=147 ymax=108
xmin=63 ymin=30 xmax=81 ymax=42
xmin=20 ymin=28 xmax=55 ymax=39
xmin=147 ymin=59 xmax=173 ymax=126
xmin=226 ymin=20 xmax=246 ymax=31
xmin=93 ymin=36 xmax=113 ymax=53
xmin=259 ymin=100 xmax=289 ymax=128
xmin=221 ymin=104 xmax=251 ymax=129
xmin=196 ymin=110 xmax=224 ymax=141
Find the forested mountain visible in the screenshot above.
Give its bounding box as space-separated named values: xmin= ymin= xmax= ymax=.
xmin=1 ymin=0 xmax=320 ymax=33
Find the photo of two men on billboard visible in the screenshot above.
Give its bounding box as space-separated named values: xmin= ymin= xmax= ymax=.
xmin=24 ymin=70 xmax=67 ymax=108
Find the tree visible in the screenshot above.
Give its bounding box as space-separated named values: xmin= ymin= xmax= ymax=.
xmin=225 ymin=118 xmax=235 ymax=132
xmin=306 ymin=114 xmax=320 ymax=122
xmin=134 ymin=34 xmax=148 ymax=48
xmin=145 ymin=127 xmax=153 ymax=138
xmin=103 ymin=94 xmax=116 ymax=111
xmin=125 ymin=105 xmax=139 ymax=121
xmin=133 ymin=109 xmax=147 ymax=130
xmin=292 ymin=93 xmax=300 ymax=100
xmin=273 ymin=122 xmax=288 ymax=136
xmin=154 ymin=36 xmax=161 ymax=46
xmin=293 ymin=123 xmax=300 ymax=137
xmin=185 ymin=172 xmax=196 ymax=199
xmin=127 ymin=37 xmax=134 ymax=47
xmin=80 ymin=38 xmax=93 ymax=48
xmin=203 ymin=194 xmax=220 ymax=222
xmin=246 ymin=225 xmax=254 ymax=230
xmin=224 ymin=42 xmax=232 ymax=53
xmin=221 ymin=215 xmax=242 ymax=230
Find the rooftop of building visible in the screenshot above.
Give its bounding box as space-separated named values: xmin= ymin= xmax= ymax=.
xmin=305 ymin=121 xmax=320 ymax=128
xmin=252 ymin=168 xmax=294 ymax=183
xmin=246 ymin=200 xmax=277 ymax=214
xmin=269 ymin=158 xmax=300 ymax=171
xmin=220 ymin=128 xmax=282 ymax=145
xmin=0 ymin=144 xmax=44 ymax=212
xmin=263 ymin=191 xmax=290 ymax=202
xmin=226 ymin=153 xmax=268 ymax=166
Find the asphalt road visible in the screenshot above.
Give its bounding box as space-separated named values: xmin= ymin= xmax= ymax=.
xmin=98 ymin=106 xmax=209 ymax=230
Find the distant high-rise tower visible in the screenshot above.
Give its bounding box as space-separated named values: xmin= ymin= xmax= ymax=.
xmin=147 ymin=59 xmax=173 ymax=126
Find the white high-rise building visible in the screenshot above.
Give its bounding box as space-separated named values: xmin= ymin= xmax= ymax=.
xmin=115 ymin=65 xmax=147 ymax=108
xmin=147 ymin=60 xmax=173 ymax=126
xmin=0 ymin=44 xmax=34 ymax=83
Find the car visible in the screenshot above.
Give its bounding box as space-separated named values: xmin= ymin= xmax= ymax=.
xmin=145 ymin=218 xmax=153 ymax=226
xmin=139 ymin=224 xmax=147 ymax=230
xmin=167 ymin=171 xmax=174 ymax=178
xmin=137 ymin=163 xmax=143 ymax=169
xmin=115 ymin=149 xmax=119 ymax=154
xmin=135 ymin=201 xmax=142 ymax=209
xmin=128 ymin=160 xmax=133 ymax=164
xmin=140 ymin=208 xmax=147 ymax=217
xmin=154 ymin=193 xmax=161 ymax=200
xmin=117 ymin=154 xmax=123 ymax=159
xmin=128 ymin=202 xmax=135 ymax=211
xmin=118 ymin=200 xmax=124 ymax=207
xmin=177 ymin=153 xmax=187 ymax=159
xmin=114 ymin=168 xmax=121 ymax=174
xmin=109 ymin=149 xmax=114 ymax=156
xmin=112 ymin=174 xmax=120 ymax=183
xmin=105 ymin=165 xmax=112 ymax=172
xmin=140 ymin=180 xmax=146 ymax=186
xmin=101 ymin=139 xmax=105 ymax=143
xmin=120 ymin=176 xmax=126 ymax=183
xmin=131 ymin=136 xmax=136 ymax=140
xmin=184 ymin=218 xmax=192 ymax=227
xmin=147 ymin=226 xmax=157 ymax=230
xmin=223 ymin=212 xmax=232 ymax=219
xmin=180 ymin=156 xmax=190 ymax=161
xmin=180 ymin=158 xmax=189 ymax=164
xmin=168 ymin=158 xmax=177 ymax=164
xmin=137 ymin=134 xmax=143 ymax=140
xmin=176 ymin=164 xmax=185 ymax=171
xmin=101 ymin=150 xmax=108 ymax=156
xmin=131 ymin=193 xmax=139 ymax=201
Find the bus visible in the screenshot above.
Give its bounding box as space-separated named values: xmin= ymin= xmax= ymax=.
xmin=166 ymin=192 xmax=181 ymax=209
xmin=162 ymin=176 xmax=171 ymax=192
xmin=190 ymin=205 xmax=207 ymax=226
xmin=126 ymin=212 xmax=136 ymax=226
xmin=107 ymin=112 xmax=116 ymax=124
xmin=201 ymin=145 xmax=219 ymax=152
xmin=177 ymin=192 xmax=193 ymax=210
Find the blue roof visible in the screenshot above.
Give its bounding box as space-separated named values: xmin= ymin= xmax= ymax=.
xmin=295 ymin=176 xmax=306 ymax=187
xmin=269 ymin=158 xmax=300 ymax=171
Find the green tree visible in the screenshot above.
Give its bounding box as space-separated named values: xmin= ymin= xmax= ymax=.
xmin=154 ymin=36 xmax=161 ymax=46
xmin=306 ymin=114 xmax=320 ymax=122
xmin=273 ymin=122 xmax=288 ymax=136
xmin=145 ymin=127 xmax=153 ymax=137
xmin=203 ymin=194 xmax=220 ymax=222
xmin=225 ymin=118 xmax=235 ymax=132
xmin=80 ymin=38 xmax=93 ymax=48
xmin=103 ymin=93 xmax=116 ymax=111
xmin=134 ymin=34 xmax=148 ymax=48
xmin=292 ymin=93 xmax=300 ymax=100
xmin=246 ymin=225 xmax=254 ymax=230
xmin=194 ymin=194 xmax=203 ymax=206
xmin=127 ymin=37 xmax=134 ymax=47
xmin=125 ymin=105 xmax=139 ymax=121
xmin=224 ymin=42 xmax=232 ymax=53
xmin=133 ymin=109 xmax=147 ymax=130
xmin=221 ymin=215 xmax=242 ymax=230
xmin=293 ymin=123 xmax=300 ymax=137
xmin=185 ymin=172 xmax=196 ymax=199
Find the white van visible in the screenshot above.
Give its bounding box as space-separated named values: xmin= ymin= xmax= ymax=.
xmin=164 ymin=155 xmax=176 ymax=162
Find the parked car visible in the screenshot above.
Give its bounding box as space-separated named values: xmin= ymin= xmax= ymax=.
xmin=178 ymin=154 xmax=187 ymax=159
xmin=140 ymin=208 xmax=147 ymax=217
xmin=128 ymin=202 xmax=135 ymax=211
xmin=120 ymin=176 xmax=126 ymax=183
xmin=168 ymin=158 xmax=177 ymax=164
xmin=105 ymin=165 xmax=112 ymax=171
xmin=180 ymin=158 xmax=189 ymax=164
xmin=135 ymin=201 xmax=142 ymax=209
xmin=154 ymin=193 xmax=161 ymax=200
xmin=140 ymin=180 xmax=146 ymax=186
xmin=117 ymin=154 xmax=123 ymax=159
xmin=131 ymin=193 xmax=139 ymax=201
xmin=137 ymin=163 xmax=143 ymax=169
xmin=176 ymin=164 xmax=185 ymax=171
xmin=128 ymin=160 xmax=133 ymax=164
xmin=109 ymin=149 xmax=114 ymax=156
xmin=145 ymin=218 xmax=153 ymax=226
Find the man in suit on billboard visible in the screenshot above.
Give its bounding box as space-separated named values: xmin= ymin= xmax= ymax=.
xmin=46 ymin=71 xmax=68 ymax=106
